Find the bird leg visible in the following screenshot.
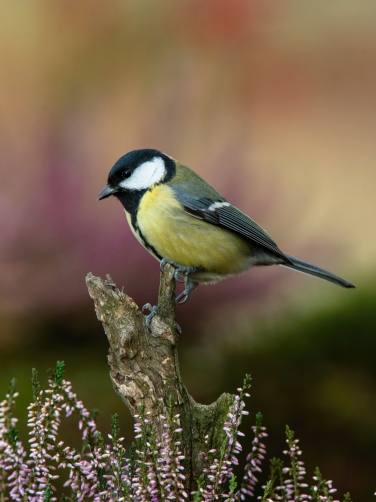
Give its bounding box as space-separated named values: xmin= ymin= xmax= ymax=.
xmin=175 ymin=277 xmax=198 ymax=305
xmin=160 ymin=258 xmax=200 ymax=304
xmin=142 ymin=260 xmax=199 ymax=330
xmin=142 ymin=303 xmax=182 ymax=334
xmin=160 ymin=258 xmax=198 ymax=283
xmin=142 ymin=303 xmax=158 ymax=328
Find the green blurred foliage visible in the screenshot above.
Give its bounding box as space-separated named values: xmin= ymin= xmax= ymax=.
xmin=179 ymin=284 xmax=376 ymax=501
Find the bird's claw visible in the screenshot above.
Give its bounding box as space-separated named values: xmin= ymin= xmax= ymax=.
xmin=175 ymin=291 xmax=190 ymax=305
xmin=160 ymin=258 xmax=195 ymax=277
xmin=160 ymin=259 xmax=199 ymax=304
xmin=160 ymin=258 xmax=172 ymax=272
xmin=142 ymin=303 xmax=153 ymax=313
xmin=175 ymin=278 xmax=198 ymax=305
xmin=174 ymin=270 xmax=184 ymax=283
xmin=142 ymin=303 xmax=182 ymax=334
xmin=142 ymin=303 xmax=158 ymax=329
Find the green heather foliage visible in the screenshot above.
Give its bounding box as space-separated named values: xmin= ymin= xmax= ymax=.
xmin=0 ymin=362 xmax=368 ymax=501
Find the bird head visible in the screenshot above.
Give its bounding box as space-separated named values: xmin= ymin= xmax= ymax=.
xmin=98 ymin=149 xmax=174 ymax=201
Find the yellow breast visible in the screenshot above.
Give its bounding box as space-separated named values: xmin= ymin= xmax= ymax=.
xmin=135 ymin=184 xmax=252 ymax=276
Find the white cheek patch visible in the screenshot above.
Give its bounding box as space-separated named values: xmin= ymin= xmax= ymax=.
xmin=208 ymin=201 xmax=230 ymax=211
xmin=119 ymin=157 xmax=166 ymax=190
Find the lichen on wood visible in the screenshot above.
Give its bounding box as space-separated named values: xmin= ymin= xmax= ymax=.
xmin=86 ymin=264 xmax=235 ymax=490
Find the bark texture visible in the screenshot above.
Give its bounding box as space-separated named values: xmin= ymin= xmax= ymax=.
xmin=86 ymin=264 xmax=234 ymax=491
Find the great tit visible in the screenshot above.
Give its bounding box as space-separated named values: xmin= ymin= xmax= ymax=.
xmin=98 ymin=148 xmax=355 ymax=305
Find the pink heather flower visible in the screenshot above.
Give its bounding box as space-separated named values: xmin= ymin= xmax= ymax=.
xmin=0 ymin=370 xmax=367 ymax=501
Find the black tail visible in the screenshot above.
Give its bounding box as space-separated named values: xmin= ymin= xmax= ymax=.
xmin=280 ymin=254 xmax=356 ymax=289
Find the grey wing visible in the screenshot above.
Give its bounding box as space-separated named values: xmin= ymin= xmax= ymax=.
xmin=173 ymin=188 xmax=293 ymax=264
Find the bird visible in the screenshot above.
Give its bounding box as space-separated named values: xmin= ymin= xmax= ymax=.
xmin=98 ymin=148 xmax=355 ymax=315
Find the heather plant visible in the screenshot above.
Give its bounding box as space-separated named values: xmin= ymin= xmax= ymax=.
xmin=0 ymin=361 xmax=361 ymax=502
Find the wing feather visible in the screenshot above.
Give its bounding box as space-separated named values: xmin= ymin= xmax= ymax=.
xmin=173 ymin=188 xmax=291 ymax=263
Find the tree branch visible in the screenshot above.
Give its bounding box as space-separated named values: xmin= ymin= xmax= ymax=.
xmin=86 ymin=264 xmax=235 ymax=490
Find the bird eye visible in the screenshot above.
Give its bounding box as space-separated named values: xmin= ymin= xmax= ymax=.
xmin=122 ymin=169 xmax=132 ymax=179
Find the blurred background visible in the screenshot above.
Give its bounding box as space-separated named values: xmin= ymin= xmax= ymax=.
xmin=0 ymin=0 xmax=375 ymax=499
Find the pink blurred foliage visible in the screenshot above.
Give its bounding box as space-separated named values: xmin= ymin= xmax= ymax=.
xmin=0 ymin=0 xmax=364 ymax=325
xmin=0 ymin=123 xmax=278 ymax=317
xmin=177 ymin=0 xmax=272 ymax=45
xmin=0 ymin=116 xmax=284 ymax=328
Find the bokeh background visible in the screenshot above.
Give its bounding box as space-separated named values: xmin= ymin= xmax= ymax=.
xmin=1 ymin=0 xmax=375 ymax=499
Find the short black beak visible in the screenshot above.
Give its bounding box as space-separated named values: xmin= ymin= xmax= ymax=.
xmin=97 ymin=185 xmax=118 ymax=201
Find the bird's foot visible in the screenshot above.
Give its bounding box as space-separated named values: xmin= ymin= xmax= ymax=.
xmin=142 ymin=303 xmax=158 ymax=329
xmin=142 ymin=303 xmax=182 ymax=334
xmin=175 ymin=278 xmax=198 ymax=305
xmin=160 ymin=259 xmax=200 ymax=304
xmin=160 ymin=258 xmax=199 ymax=284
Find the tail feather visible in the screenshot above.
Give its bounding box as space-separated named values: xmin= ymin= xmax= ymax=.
xmin=280 ymin=254 xmax=356 ymax=289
